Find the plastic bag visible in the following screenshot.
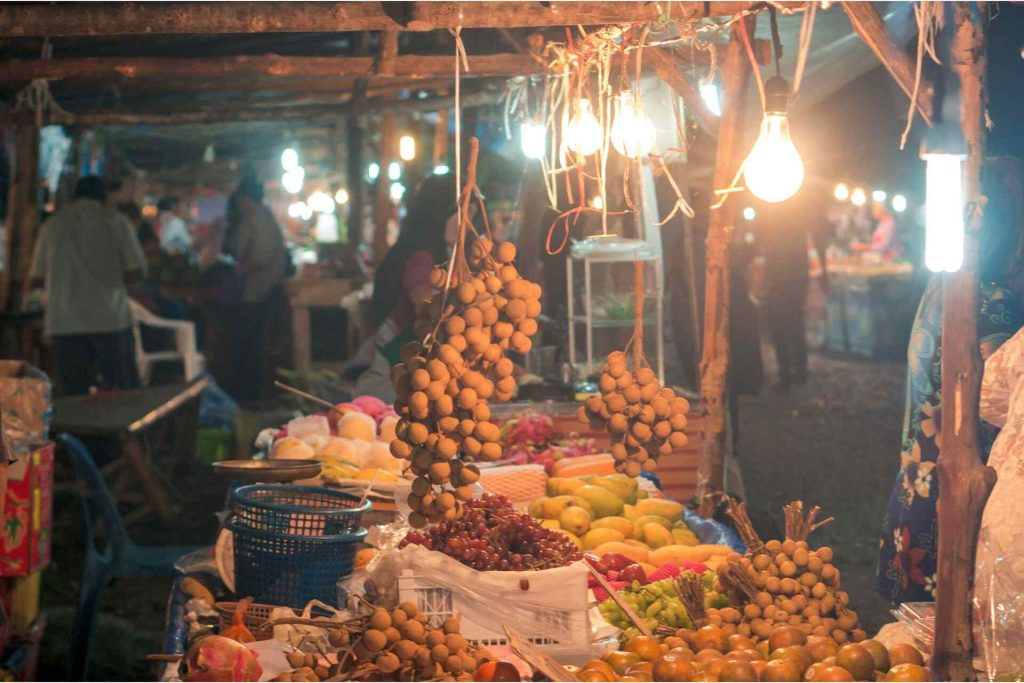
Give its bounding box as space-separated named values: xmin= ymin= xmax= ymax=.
xmin=975 ymin=551 xmax=1024 ymax=680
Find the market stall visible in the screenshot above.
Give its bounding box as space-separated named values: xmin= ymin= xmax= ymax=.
xmin=0 ymin=1 xmax=1013 ymax=682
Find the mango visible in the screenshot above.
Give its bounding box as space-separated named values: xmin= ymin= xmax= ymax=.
xmin=623 ymin=539 xmax=648 ymax=549
xmin=540 ymin=495 xmax=593 ymax=519
xmin=635 ymin=498 xmax=684 ymax=522
xmin=540 ymin=519 xmax=561 ymax=530
xmin=574 ymin=485 xmax=624 ymax=519
xmin=639 ymin=522 xmax=674 ymax=549
xmin=622 ymin=504 xmax=639 ymax=521
xmin=649 ymin=544 xmax=735 ymax=566
xmin=556 ymin=529 xmax=583 ymax=551
xmin=633 ymin=515 xmax=672 ymax=531
xmin=671 ymin=528 xmax=699 ymax=546
xmin=528 ymin=498 xmax=545 ymax=518
xmin=636 ymin=488 xmax=649 ymax=499
xmin=353 ymin=468 xmax=398 ymax=482
xmin=546 ymin=477 xmax=586 ymax=497
xmin=594 ymin=541 xmax=649 ymax=564
xmin=582 ymin=527 xmax=626 ymax=550
xmin=590 ymin=516 xmax=634 ymax=538
xmin=590 ymin=474 xmax=638 ymax=505
xmin=559 ymin=506 xmax=592 ymax=536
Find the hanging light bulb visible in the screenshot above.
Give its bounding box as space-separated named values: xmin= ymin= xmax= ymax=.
xmin=700 ymin=82 xmax=722 ymax=117
xmin=281 ymin=148 xmax=299 ymax=171
xmin=282 ymin=166 xmax=305 ymax=194
xmin=388 ymin=161 xmax=402 ymax=181
xmin=520 ymin=121 xmax=546 ymax=160
xmin=563 ymin=98 xmax=602 ymax=156
xmin=924 ymin=153 xmax=965 ymax=273
xmin=743 ymin=76 xmax=805 ymax=203
xmin=834 ymin=183 xmax=850 ymax=201
xmin=367 ymin=163 xmax=380 ymax=180
xmin=850 ymin=187 xmax=867 ymax=207
xmin=892 ymin=194 xmax=907 ymax=213
xmin=334 ymin=188 xmax=350 ymax=205
xmin=399 ymin=135 xmax=416 ymax=161
xmin=307 ymin=190 xmax=335 ymax=214
xmin=287 ymin=201 xmax=307 ymax=218
xmin=610 ymin=91 xmax=656 ymax=158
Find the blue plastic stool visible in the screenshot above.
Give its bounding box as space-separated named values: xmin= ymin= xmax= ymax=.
xmin=58 ymin=433 xmax=201 ymax=681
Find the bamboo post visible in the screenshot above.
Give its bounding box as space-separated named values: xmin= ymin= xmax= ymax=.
xmin=696 ymin=16 xmax=755 ymax=505
xmin=1 ymin=111 xmax=40 ymax=312
xmin=932 ymin=3 xmax=993 ymax=680
xmin=372 ymin=111 xmax=397 ymax=263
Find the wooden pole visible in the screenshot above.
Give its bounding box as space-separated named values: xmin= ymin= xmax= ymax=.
xmin=840 ymin=1 xmax=935 ymax=126
xmin=373 ymin=112 xmax=397 ymax=264
xmin=1 ymin=111 xmax=40 ymax=312
xmin=0 ymin=2 xmax=770 ymax=36
xmin=933 ymin=3 xmax=992 ymax=680
xmin=696 ymin=16 xmax=754 ymax=504
xmin=647 ymin=48 xmax=721 ymax=137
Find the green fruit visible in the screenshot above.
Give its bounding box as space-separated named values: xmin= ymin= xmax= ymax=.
xmin=574 ymin=485 xmax=625 ymax=519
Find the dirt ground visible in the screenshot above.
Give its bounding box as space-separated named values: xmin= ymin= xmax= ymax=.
xmin=739 ymin=347 xmax=906 ymax=634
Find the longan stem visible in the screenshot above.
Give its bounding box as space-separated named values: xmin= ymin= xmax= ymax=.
xmin=783 ymin=500 xmax=835 ymax=542
xmin=676 ymin=572 xmax=707 ymax=628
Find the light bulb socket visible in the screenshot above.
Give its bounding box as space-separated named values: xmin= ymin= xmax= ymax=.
xmin=763 ymin=76 xmax=791 ymax=115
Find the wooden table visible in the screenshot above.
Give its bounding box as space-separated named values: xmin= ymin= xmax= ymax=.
xmin=52 ymin=378 xmax=209 ymax=524
xmin=285 ymin=277 xmax=356 ymax=374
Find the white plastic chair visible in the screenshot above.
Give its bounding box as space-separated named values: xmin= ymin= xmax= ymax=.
xmin=128 ymin=299 xmax=205 ymax=386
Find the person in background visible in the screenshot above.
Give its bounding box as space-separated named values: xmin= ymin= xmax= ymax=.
xmin=29 ymin=176 xmax=146 ymax=395
xmin=876 ymin=157 xmax=1024 ymax=604
xmin=157 ymin=197 xmax=192 ymax=254
xmin=869 ymin=199 xmax=897 ymax=259
xmin=353 ymin=173 xmax=457 ymax=400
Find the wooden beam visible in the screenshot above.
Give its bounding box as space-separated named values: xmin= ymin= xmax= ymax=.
xmin=377 ymin=31 xmax=399 ymax=76
xmin=0 ymin=53 xmax=544 ymax=82
xmin=0 ymin=2 xmax=768 ymax=36
xmin=933 ymin=3 xmax=992 ymax=681
xmin=1 ymin=112 xmax=40 ymax=312
xmin=648 ymin=47 xmax=720 ymax=137
xmin=841 ymin=1 xmax=935 ymax=126
xmin=696 ymin=16 xmax=754 ymax=503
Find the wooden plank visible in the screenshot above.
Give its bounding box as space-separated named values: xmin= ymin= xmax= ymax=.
xmin=696 ymin=16 xmax=754 ymax=505
xmin=840 ymin=1 xmax=935 ymax=126
xmin=0 ymin=2 xmax=769 ymax=36
xmin=932 ymin=3 xmax=993 ymax=680
xmin=0 ymin=53 xmax=543 ymax=82
xmin=1 ymin=111 xmax=40 ymax=312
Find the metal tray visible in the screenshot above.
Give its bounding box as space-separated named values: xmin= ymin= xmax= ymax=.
xmin=211 ymin=459 xmax=322 ymax=483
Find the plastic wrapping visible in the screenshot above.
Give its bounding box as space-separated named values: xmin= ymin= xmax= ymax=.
xmin=682 ymin=507 xmax=746 ymax=553
xmin=975 ymin=553 xmax=1024 ymax=680
xmin=0 ymin=361 xmax=51 ymax=462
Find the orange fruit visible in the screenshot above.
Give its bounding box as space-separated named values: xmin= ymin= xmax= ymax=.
xmin=859 ymin=639 xmax=890 ymax=672
xmin=727 ymin=634 xmax=757 ymax=652
xmin=770 ymin=625 xmax=808 ymax=652
xmin=761 ymin=657 xmax=803 ymax=681
xmin=625 ymin=635 xmax=664 ymax=662
xmin=582 ymin=660 xmax=616 ymax=680
xmin=887 ymin=644 xmax=925 ymax=668
xmin=719 ymin=659 xmax=758 ymax=682
xmin=835 ymin=644 xmax=875 ymax=682
xmin=692 ymin=625 xmax=728 ymax=653
xmin=653 ymin=654 xmax=693 ymax=682
xmin=625 ymin=661 xmax=654 ymax=679
xmin=884 ymin=663 xmax=929 ymax=682
xmin=805 ymin=635 xmax=839 ymax=663
xmin=603 ymin=651 xmax=641 ymax=675
xmin=813 ymin=666 xmax=854 ymax=681
xmin=577 ymin=670 xmax=610 ymax=682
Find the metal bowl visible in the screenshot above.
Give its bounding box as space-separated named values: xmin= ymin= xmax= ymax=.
xmin=211 ymin=459 xmax=322 ymax=483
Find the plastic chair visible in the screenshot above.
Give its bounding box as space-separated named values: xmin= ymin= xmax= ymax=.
xmin=129 ymin=299 xmax=205 ymax=386
xmin=58 ymin=433 xmax=201 ymax=681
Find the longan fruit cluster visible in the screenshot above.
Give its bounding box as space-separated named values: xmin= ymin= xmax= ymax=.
xmin=577 ymin=350 xmax=690 ymax=477
xmin=711 ymin=541 xmax=865 ymax=645
xmin=390 ymin=239 xmax=542 ymax=527
xmin=329 ymin=602 xmax=488 ymax=682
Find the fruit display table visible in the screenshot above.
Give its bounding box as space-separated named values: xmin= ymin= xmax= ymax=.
xmin=824 ymin=263 xmax=922 ymax=360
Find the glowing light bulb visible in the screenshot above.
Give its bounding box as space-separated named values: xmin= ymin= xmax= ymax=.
xmin=892 ymin=194 xmax=907 ymax=213
xmin=307 ymin=190 xmax=335 ymax=214
xmin=433 ymin=164 xmax=450 ymax=175
xmin=368 ymin=163 xmax=380 ymax=180
xmin=850 ymin=187 xmax=866 ymax=206
xmin=281 ymin=148 xmax=299 ymax=171
xmin=872 ymin=190 xmax=887 ymax=203
xmin=520 ymin=121 xmax=546 ymax=159
xmin=282 ymin=166 xmax=304 ymax=194
xmin=834 ymin=183 xmax=850 ymax=201
xmin=287 ymin=201 xmax=307 ymax=218
xmin=399 ymin=135 xmax=416 ymax=161
xmin=743 ymin=207 xmax=756 ymax=221
xmin=924 ymin=154 xmax=965 ymax=273
xmin=390 ymin=182 xmax=405 ymax=203
xmin=590 ymin=195 xmax=604 ymax=210
xmin=334 ymin=188 xmax=349 ymax=205
xmin=564 ymin=98 xmax=602 ymax=156
xmin=742 ymin=77 xmax=804 ymax=203
xmin=300 ymin=204 xmax=314 ymax=221
xmin=700 ymin=82 xmax=722 ymax=117
xmin=388 ymin=162 xmax=401 ymax=181
xmin=610 ymin=91 xmax=656 ymax=158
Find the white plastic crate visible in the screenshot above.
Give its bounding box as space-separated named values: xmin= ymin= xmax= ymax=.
xmin=396 ymin=544 xmax=592 ymax=658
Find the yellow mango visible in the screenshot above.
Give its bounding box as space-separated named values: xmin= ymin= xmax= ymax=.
xmin=574 ymin=485 xmax=624 ymax=519
xmin=558 ymin=506 xmax=592 ymax=536
xmin=590 ymin=516 xmax=634 ymax=538
xmin=527 ymin=498 xmax=545 ymax=518
xmin=594 ymin=541 xmax=649 ymax=564
xmin=649 ymin=544 xmax=736 ymax=566
xmin=354 ymin=468 xmax=398 ymax=482
xmin=622 ymin=504 xmax=639 ymax=522
xmin=633 ymin=515 xmax=672 ymax=530
xmin=590 ymin=474 xmax=638 ymax=505
xmin=540 ymin=519 xmax=561 ymax=530
xmin=635 ymin=498 xmax=684 ymax=522
xmin=623 ymin=539 xmax=648 ymax=549
xmin=540 ymin=495 xmax=593 ymax=519
xmin=671 ymin=528 xmax=699 ymax=546
xmin=546 ymin=477 xmax=586 ymax=497
xmin=640 ymin=522 xmax=674 ymax=549
xmin=582 ymin=527 xmax=625 ymax=550
xmin=636 ymin=488 xmax=649 ymax=500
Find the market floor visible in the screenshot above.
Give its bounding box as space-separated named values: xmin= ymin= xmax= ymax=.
xmin=738 ymin=347 xmax=906 ymax=633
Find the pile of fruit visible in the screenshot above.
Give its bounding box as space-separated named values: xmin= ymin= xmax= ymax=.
xmin=577 ymin=350 xmax=690 ymax=476
xmin=389 ymin=234 xmax=543 ymax=527
xmin=575 ymin=631 xmax=929 ymax=682
xmin=401 ymin=493 xmax=581 ymax=571
xmin=595 ymin=570 xmax=731 ymax=639
xmin=527 ymin=474 xmax=733 ymax=569
xmin=499 ymin=411 xmax=598 ymax=473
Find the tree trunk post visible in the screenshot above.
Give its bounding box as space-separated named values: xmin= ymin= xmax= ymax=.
xmin=933 ymin=3 xmax=993 ymax=681
xmin=697 ymin=16 xmax=754 ymax=506
xmin=1 ymin=111 xmax=40 ymax=312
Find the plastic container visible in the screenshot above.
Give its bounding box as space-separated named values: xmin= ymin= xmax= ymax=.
xmin=231 ymin=484 xmax=370 ymax=536
xmin=228 ymin=519 xmax=366 ymax=608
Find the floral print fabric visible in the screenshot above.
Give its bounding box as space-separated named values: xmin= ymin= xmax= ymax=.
xmin=876 ymin=278 xmax=1022 ymax=604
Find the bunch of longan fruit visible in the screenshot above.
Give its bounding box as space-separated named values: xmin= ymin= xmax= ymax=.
xmin=390 ymin=239 xmax=542 ymax=527
xmin=577 ymin=350 xmax=690 ymax=477
xmin=711 ymin=540 xmax=866 ymax=646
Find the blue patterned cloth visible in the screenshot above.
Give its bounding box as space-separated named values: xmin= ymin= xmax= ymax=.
xmin=876 ymin=277 xmax=1022 ymax=603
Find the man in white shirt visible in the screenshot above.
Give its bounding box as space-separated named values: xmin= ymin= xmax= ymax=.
xmin=30 ymin=176 xmax=147 ymax=394
xmin=157 ymin=196 xmax=192 ymax=254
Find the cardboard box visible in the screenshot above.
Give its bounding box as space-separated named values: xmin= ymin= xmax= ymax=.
xmin=0 ymin=444 xmax=52 ymax=577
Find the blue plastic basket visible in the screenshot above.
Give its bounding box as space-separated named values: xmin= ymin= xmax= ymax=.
xmin=228 ymin=518 xmax=367 ymax=607
xmin=231 ymin=484 xmax=371 ymax=536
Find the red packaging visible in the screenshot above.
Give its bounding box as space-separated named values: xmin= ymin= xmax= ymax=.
xmin=0 ymin=443 xmax=53 ymax=577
